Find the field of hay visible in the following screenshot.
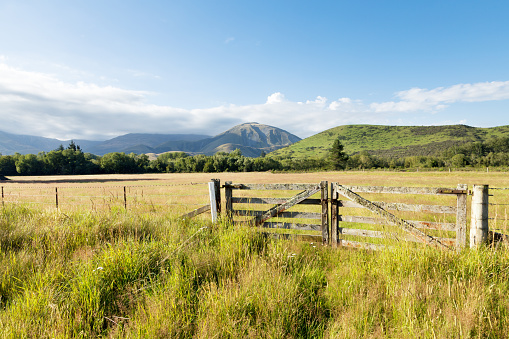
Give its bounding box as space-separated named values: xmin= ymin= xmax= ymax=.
xmin=1 ymin=171 xmax=509 ymax=338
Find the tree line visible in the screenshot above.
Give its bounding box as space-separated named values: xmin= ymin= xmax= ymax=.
xmin=0 ymin=144 xmax=287 ymax=176
xmin=336 ymin=136 xmax=509 ymax=170
xmin=1 ymin=136 xmax=509 ymax=177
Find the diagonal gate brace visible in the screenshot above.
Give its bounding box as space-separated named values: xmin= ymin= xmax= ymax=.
xmin=334 ymin=184 xmax=450 ymax=250
xmin=255 ymin=185 xmax=321 ymax=226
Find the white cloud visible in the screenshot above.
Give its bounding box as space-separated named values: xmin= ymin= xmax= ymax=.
xmin=328 ymin=98 xmax=365 ymax=112
xmin=371 ymin=81 xmax=509 ymax=112
xmin=266 ymin=92 xmax=286 ymax=104
xmin=224 ymin=37 xmax=235 ymax=44
xmin=0 ymin=60 xmax=508 ymax=141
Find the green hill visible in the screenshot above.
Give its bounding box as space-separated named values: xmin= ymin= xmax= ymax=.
xmin=268 ymin=125 xmax=509 ymax=160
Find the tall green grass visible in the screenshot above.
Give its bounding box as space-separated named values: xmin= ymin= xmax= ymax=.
xmin=1 ymin=204 xmax=509 ymax=338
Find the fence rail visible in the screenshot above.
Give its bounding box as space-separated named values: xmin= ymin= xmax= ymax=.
xmin=2 ymin=179 xmax=508 ymax=250
xmin=224 ymin=181 xmax=329 ymax=244
xmin=331 ymin=183 xmax=466 ymax=250
xmin=0 ymin=183 xmax=211 ymax=217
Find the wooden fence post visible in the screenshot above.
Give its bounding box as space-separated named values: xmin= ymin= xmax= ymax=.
xmin=320 ymin=181 xmax=329 ymax=245
xmin=455 ymin=184 xmax=468 ymax=249
xmin=330 ymin=183 xmax=339 ymax=247
xmin=208 ymin=182 xmax=218 ymax=222
xmin=55 ymin=187 xmax=59 ymax=209
xmin=124 ymin=186 xmax=127 ymax=210
xmin=1 ymin=186 xmax=4 ymax=207
xmin=470 ymin=184 xmax=489 ymax=248
xmin=211 ymin=179 xmax=221 ymax=215
xmin=224 ymin=181 xmax=233 ymax=225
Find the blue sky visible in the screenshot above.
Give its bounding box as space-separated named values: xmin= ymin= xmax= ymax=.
xmin=0 ymin=0 xmax=508 ymax=140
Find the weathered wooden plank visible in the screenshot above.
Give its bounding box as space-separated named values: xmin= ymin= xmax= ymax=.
xmin=338 ymin=215 xmax=457 ymax=231
xmin=456 ymin=184 xmax=468 ymax=249
xmin=233 ymin=209 xmax=321 ymax=219
xmin=432 ymin=237 xmax=456 ymax=247
xmin=338 ymin=227 xmax=403 ymax=242
xmin=414 ymin=221 xmax=456 ymax=232
xmin=224 ymin=181 xmax=233 ymax=224
xmin=470 ymin=185 xmax=489 ymax=248
xmin=321 ymin=181 xmax=329 ymax=245
xmin=180 ymin=204 xmax=210 ymax=219
xmin=255 ymin=186 xmax=321 ymax=226
xmin=262 ymin=222 xmax=322 ymax=231
xmin=232 ymin=197 xmax=321 ymax=205
xmin=235 ymin=210 xmax=262 ymax=218
xmin=334 ymin=184 xmax=451 ymax=250
xmin=344 ymin=185 xmax=467 ymax=195
xmin=377 ymin=202 xmax=456 ymax=214
xmin=225 ymin=183 xmax=318 ymax=191
xmin=261 ymin=232 xmax=323 ymax=242
xmin=208 ymin=182 xmax=218 ymax=222
xmin=337 ymin=239 xmax=386 ymax=251
xmin=338 ymin=227 xmax=385 ymax=239
xmin=338 ymin=200 xmax=456 ymax=214
xmin=336 ymin=227 xmax=456 ymax=247
xmin=211 ymin=179 xmax=221 ymax=214
xmin=331 ymin=183 xmax=339 ymax=248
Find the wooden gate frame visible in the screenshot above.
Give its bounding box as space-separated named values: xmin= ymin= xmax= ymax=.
xmin=224 ymin=181 xmax=330 ymax=244
xmin=181 ymin=180 xmax=468 ymax=251
xmin=330 ymin=183 xmax=468 ymax=250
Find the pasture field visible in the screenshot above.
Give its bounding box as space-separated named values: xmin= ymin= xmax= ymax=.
xmin=1 ymin=171 xmax=509 ymax=338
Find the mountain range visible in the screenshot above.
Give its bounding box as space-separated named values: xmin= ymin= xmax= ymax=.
xmin=2 ymin=123 xmax=509 ymax=160
xmin=0 ymin=122 xmax=301 ymax=158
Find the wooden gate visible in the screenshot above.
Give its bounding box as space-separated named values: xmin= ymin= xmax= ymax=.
xmin=330 ymin=184 xmax=468 ymax=250
xmin=224 ymin=181 xmax=330 ymax=244
xmin=221 ymin=181 xmax=468 ymax=250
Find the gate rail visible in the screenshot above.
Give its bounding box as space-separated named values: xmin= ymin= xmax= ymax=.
xmin=224 ymin=181 xmax=329 ymax=244
xmin=221 ymin=181 xmax=469 ymax=250
xmin=330 ymin=184 xmax=467 ymax=250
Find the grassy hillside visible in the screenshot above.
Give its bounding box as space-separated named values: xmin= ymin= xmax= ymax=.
xmin=269 ymin=124 xmax=509 ymax=160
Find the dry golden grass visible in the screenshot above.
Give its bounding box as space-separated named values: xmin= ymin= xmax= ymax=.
xmin=5 ymin=169 xmax=509 ymax=188
xmin=3 ymin=170 xmax=509 ymax=240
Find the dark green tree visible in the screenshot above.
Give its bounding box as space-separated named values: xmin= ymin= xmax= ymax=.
xmin=0 ymin=155 xmax=17 ymax=177
xmin=100 ymin=153 xmax=138 ymax=174
xmin=329 ymin=138 xmax=349 ymax=170
xmin=15 ymin=154 xmax=43 ymax=175
xmin=67 ymin=140 xmax=81 ymax=152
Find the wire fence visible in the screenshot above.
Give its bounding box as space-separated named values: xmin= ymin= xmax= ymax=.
xmin=0 ymin=182 xmax=211 ymax=216
xmin=488 ymin=187 xmax=509 ymax=234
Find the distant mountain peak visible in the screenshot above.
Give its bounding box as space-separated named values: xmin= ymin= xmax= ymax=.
xmin=205 ymin=122 xmax=301 ymax=155
xmin=152 ymin=122 xmax=301 ymax=157
xmin=0 ymin=122 xmax=301 ymax=157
